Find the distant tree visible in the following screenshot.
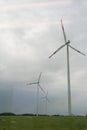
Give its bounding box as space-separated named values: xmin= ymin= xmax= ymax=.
xmin=22 ymin=113 xmax=35 ymax=116
xmin=0 ymin=112 xmax=16 ymax=116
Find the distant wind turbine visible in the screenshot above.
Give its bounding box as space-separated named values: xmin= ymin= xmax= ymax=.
xmin=27 ymin=72 xmax=46 ymax=116
xmin=49 ymin=19 xmax=86 ymax=115
xmin=42 ymin=91 xmax=50 ymax=115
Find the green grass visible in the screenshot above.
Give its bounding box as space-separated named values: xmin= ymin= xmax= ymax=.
xmin=0 ymin=116 xmax=87 ymax=130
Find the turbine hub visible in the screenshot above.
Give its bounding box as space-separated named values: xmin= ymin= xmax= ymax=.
xmin=68 ymin=40 xmax=70 ymax=43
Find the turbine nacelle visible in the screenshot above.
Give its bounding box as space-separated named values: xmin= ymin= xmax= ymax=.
xmin=67 ymin=40 xmax=70 ymax=44
xmin=65 ymin=40 xmax=70 ymax=45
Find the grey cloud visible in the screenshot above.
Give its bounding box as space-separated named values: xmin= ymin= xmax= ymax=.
xmin=0 ymin=0 xmax=87 ymax=115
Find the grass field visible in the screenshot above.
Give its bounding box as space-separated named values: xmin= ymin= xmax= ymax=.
xmin=0 ymin=116 xmax=87 ymax=130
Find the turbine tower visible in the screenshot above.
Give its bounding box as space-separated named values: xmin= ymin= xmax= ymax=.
xmin=49 ymin=19 xmax=86 ymax=115
xmin=27 ymin=72 xmax=46 ymax=116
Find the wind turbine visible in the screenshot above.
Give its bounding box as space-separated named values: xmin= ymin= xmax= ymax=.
xmin=42 ymin=91 xmax=50 ymax=115
xmin=49 ymin=19 xmax=86 ymax=115
xmin=27 ymin=72 xmax=46 ymax=116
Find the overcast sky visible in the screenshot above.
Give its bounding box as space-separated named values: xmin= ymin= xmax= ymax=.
xmin=0 ymin=0 xmax=87 ymax=115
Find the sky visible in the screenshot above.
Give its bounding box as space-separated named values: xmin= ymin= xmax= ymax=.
xmin=0 ymin=0 xmax=87 ymax=115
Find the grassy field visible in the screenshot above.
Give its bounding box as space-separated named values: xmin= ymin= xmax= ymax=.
xmin=0 ymin=116 xmax=87 ymax=130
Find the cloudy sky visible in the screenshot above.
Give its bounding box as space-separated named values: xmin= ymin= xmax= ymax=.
xmin=0 ymin=0 xmax=87 ymax=115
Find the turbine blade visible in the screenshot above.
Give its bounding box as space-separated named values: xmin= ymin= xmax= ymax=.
xmin=49 ymin=44 xmax=65 ymax=58
xmin=49 ymin=41 xmax=70 ymax=58
xmin=38 ymin=84 xmax=46 ymax=94
xmin=38 ymin=72 xmax=42 ymax=83
xmin=61 ymin=19 xmax=67 ymax=43
xmin=41 ymin=96 xmax=50 ymax=102
xmin=27 ymin=82 xmax=38 ymax=85
xmin=69 ymin=45 xmax=86 ymax=56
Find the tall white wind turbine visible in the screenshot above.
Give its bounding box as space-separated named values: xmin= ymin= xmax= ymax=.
xmin=49 ymin=19 xmax=86 ymax=115
xmin=27 ymin=72 xmax=46 ymax=116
